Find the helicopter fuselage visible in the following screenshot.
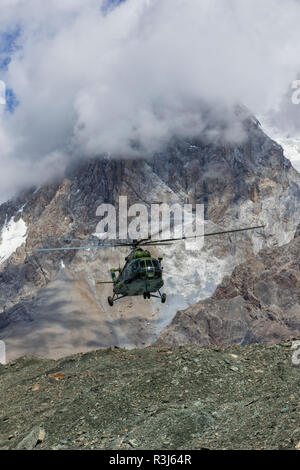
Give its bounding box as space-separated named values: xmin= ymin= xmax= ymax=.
xmin=112 ymin=248 xmax=164 ymax=297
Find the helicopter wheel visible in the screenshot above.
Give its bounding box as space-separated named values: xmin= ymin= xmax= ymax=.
xmin=143 ymin=293 xmax=147 ymax=299
xmin=161 ymin=293 xmax=167 ymax=303
xmin=147 ymin=292 xmax=150 ymax=299
xmin=108 ymin=296 xmax=114 ymax=307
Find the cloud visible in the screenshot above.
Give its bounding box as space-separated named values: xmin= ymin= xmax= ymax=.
xmin=1 ymin=0 xmax=300 ymax=201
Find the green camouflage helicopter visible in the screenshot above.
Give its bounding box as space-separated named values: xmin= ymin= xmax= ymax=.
xmin=35 ymin=225 xmax=264 ymax=306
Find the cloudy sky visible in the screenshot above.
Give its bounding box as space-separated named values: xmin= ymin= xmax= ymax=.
xmin=1 ymin=0 xmax=300 ymax=202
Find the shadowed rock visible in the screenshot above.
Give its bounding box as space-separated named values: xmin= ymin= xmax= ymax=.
xmin=156 ymin=236 xmax=300 ymax=347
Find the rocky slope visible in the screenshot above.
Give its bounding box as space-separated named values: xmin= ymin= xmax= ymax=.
xmin=156 ymin=231 xmax=300 ymax=348
xmin=0 ymin=341 xmax=299 ymax=450
xmin=0 ymin=108 xmax=300 ymax=360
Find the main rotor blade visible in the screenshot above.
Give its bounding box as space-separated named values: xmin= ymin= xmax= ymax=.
xmin=201 ymin=224 xmax=265 ymax=238
xmin=135 ymin=238 xmax=150 ymax=246
xmin=45 ymin=237 xmax=89 ymax=242
xmin=141 ymin=225 xmax=265 ymax=245
xmin=46 ymin=237 xmax=134 ymax=245
xmin=139 ymin=242 xmax=174 ymax=247
xmin=33 ymin=242 xmax=133 ymax=252
xmin=96 ymin=281 xmax=115 ymax=284
xmin=33 ymin=225 xmax=264 ymax=252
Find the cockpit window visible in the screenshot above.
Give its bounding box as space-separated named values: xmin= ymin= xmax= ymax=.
xmin=132 ymin=261 xmax=139 ymax=272
xmin=146 ymin=259 xmax=154 ymax=274
xmin=152 ymin=259 xmax=160 ymax=269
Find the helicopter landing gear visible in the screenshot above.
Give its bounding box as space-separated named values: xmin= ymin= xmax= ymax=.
xmin=144 ymin=291 xmax=167 ymax=302
xmin=107 ymin=293 xmax=127 ymax=306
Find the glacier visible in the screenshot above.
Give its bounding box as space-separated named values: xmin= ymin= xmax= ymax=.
xmin=0 ymin=217 xmax=27 ymax=264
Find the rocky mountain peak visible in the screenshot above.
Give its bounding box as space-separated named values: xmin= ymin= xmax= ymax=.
xmin=0 ymin=114 xmax=300 ymax=360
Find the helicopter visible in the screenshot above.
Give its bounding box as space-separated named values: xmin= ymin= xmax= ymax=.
xmin=34 ymin=224 xmax=264 ymax=306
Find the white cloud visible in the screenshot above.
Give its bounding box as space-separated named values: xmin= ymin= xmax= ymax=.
xmin=1 ymin=0 xmax=300 ymax=200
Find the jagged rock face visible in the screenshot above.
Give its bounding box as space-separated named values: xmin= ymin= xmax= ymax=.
xmin=0 ymin=113 xmax=300 ymax=359
xmin=155 ymin=236 xmax=300 ymax=347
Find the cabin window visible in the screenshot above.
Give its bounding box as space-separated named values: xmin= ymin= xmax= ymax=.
xmin=152 ymin=259 xmax=162 ymax=277
xmin=138 ymin=260 xmax=147 ymax=278
xmin=146 ymin=259 xmax=154 ymax=273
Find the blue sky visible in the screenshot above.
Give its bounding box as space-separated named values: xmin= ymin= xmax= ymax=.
xmin=0 ymin=28 xmax=20 ymax=112
xmin=0 ymin=30 xmax=18 ymax=69
xmin=0 ymin=1 xmax=126 ymax=113
xmin=1 ymin=0 xmax=300 ymax=203
xmin=104 ymin=0 xmax=127 ymax=9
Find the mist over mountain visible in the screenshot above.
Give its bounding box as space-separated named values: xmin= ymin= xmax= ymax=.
xmin=1 ymin=0 xmax=300 ymax=201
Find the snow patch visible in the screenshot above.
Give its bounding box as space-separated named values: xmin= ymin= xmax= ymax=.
xmin=0 ymin=217 xmax=27 ymax=264
xmin=259 ymin=118 xmax=300 ymax=172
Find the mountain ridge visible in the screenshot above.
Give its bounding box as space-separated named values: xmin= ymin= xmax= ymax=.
xmin=0 ymin=112 xmax=300 ymax=360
